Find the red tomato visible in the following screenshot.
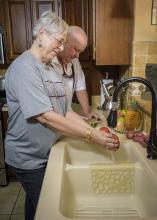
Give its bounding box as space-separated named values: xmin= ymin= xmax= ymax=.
xmin=99 ymin=126 xmax=110 ymax=134
xmin=112 ymin=133 xmax=119 ymax=142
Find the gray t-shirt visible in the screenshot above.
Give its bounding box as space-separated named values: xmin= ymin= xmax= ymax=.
xmin=5 ymin=51 xmax=68 ymax=170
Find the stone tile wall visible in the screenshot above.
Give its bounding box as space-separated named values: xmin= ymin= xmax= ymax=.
xmin=131 ymin=41 xmax=157 ymax=133
xmin=131 ymin=41 xmax=157 ymax=77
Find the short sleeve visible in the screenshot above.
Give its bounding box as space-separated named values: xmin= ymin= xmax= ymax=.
xmin=72 ymin=59 xmax=86 ymax=91
xmin=10 ymin=64 xmax=53 ymax=119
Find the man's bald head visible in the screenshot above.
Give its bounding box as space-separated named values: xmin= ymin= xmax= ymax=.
xmin=67 ymin=26 xmax=88 ymax=49
xmin=58 ymin=26 xmax=88 ymax=64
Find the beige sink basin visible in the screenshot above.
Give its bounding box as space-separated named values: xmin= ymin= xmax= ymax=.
xmin=35 ymin=136 xmax=157 ymax=220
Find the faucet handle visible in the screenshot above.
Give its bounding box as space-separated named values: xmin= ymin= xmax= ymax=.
xmin=102 ymin=99 xmax=119 ymax=111
xmin=109 ymin=101 xmax=119 ymax=111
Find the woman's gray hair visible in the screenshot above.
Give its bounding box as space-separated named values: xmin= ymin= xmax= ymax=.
xmin=33 ymin=11 xmax=68 ymax=39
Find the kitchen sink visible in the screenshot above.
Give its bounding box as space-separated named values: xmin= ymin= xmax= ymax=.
xmin=35 ymin=137 xmax=157 ymax=220
xmin=61 ymin=141 xmax=157 ymax=219
xmin=64 ymin=140 xmax=138 ymax=165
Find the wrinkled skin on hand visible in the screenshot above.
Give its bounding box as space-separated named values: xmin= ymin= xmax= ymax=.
xmin=93 ymin=129 xmax=120 ymax=151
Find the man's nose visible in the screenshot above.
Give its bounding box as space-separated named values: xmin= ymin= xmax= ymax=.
xmin=74 ymin=51 xmax=79 ymax=58
xmin=59 ymin=44 xmax=64 ymax=52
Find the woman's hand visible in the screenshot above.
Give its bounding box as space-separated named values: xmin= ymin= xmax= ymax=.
xmin=90 ymin=129 xmax=120 ymax=151
xmin=37 ymin=110 xmax=119 ymax=151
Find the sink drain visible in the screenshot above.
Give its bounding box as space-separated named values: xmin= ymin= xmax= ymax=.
xmin=75 ymin=207 xmax=140 ymax=218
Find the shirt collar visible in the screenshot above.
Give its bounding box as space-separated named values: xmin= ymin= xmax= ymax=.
xmin=51 ymin=56 xmax=73 ymax=76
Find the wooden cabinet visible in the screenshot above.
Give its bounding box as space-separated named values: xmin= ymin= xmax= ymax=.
xmin=94 ymin=0 xmax=134 ymax=65
xmin=0 ymin=1 xmax=5 ymax=29
xmin=61 ymin=0 xmax=93 ymax=61
xmin=61 ymin=0 xmax=95 ymax=103
xmin=0 ymin=0 xmax=61 ymax=63
xmin=1 ymin=108 xmax=18 ymax=179
xmin=4 ymin=0 xmax=32 ymax=62
xmin=31 ymin=0 xmax=61 ymax=27
xmin=1 ymin=110 xmax=8 ymax=142
xmin=61 ymin=0 xmax=134 ymax=65
xmin=0 ymin=0 xmax=134 ymax=65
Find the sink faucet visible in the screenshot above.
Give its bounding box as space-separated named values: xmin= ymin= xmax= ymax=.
xmin=107 ymin=77 xmax=157 ymax=160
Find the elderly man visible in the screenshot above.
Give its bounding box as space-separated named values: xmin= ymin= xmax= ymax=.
xmin=52 ymin=25 xmax=97 ymax=120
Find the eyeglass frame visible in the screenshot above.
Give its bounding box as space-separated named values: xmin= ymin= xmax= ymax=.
xmin=44 ymin=29 xmax=66 ymax=47
xmin=52 ymin=35 xmax=65 ymax=47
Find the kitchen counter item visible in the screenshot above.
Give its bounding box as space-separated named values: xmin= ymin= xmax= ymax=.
xmin=100 ymin=79 xmax=114 ymax=110
xmin=114 ymin=109 xmax=143 ymax=133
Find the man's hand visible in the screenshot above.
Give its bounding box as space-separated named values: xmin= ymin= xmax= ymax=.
xmin=82 ymin=112 xmax=100 ymax=121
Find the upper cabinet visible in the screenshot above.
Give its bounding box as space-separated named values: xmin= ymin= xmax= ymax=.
xmin=0 ymin=0 xmax=134 ymax=65
xmin=4 ymin=0 xmax=32 ymax=62
xmin=94 ymin=0 xmax=134 ymax=65
xmin=61 ymin=0 xmax=134 ymax=65
xmin=0 ymin=0 xmax=61 ymax=64
xmin=61 ymin=0 xmax=93 ymax=61
xmin=31 ymin=0 xmax=61 ymax=27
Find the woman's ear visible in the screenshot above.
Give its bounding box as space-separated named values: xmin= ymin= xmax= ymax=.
xmin=37 ymin=28 xmax=45 ymax=48
xmin=39 ymin=27 xmax=45 ymax=35
xmin=38 ymin=27 xmax=45 ymax=39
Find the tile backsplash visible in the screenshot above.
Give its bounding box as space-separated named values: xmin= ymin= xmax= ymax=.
xmin=131 ymin=41 xmax=157 ymax=78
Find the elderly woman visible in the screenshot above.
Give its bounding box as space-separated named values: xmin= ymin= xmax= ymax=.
xmin=4 ymin=11 xmax=119 ymax=220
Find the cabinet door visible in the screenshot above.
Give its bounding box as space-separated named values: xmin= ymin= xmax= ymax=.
xmin=0 ymin=1 xmax=6 ymax=66
xmin=31 ymin=0 xmax=61 ymax=27
xmin=0 ymin=0 xmax=5 ymax=27
xmin=95 ymin=0 xmax=134 ymax=65
xmin=4 ymin=0 xmax=32 ymax=62
xmin=62 ymin=0 xmax=91 ymax=61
